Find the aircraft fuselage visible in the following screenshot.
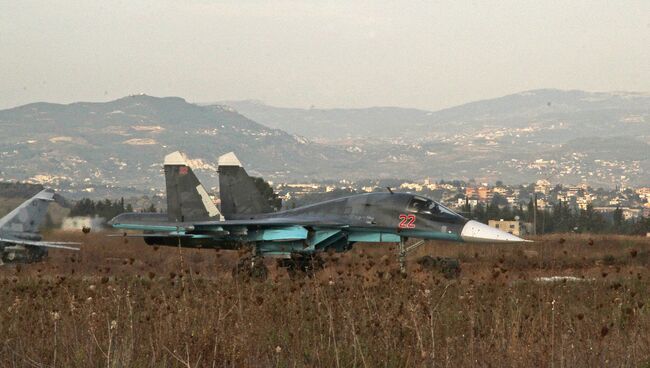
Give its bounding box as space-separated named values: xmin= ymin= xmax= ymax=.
xmin=114 ymin=192 xmax=474 ymax=256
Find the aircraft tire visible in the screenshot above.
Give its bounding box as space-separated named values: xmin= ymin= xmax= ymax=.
xmin=232 ymin=256 xmax=268 ymax=282
xmin=26 ymin=246 xmax=47 ymax=263
xmin=286 ymin=265 xmax=307 ymax=280
xmin=278 ymin=254 xmax=324 ymax=280
xmin=1 ymin=246 xmax=47 ymax=264
xmin=302 ymin=255 xmax=324 ymax=274
xmin=250 ymin=260 xmax=269 ymax=281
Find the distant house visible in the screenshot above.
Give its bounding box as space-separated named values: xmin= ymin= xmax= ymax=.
xmin=457 ymin=197 xmax=478 ymax=207
xmin=593 ymin=207 xmax=642 ymax=220
xmin=535 ymin=179 xmax=551 ymax=195
xmin=61 ymin=216 xmax=105 ymax=232
xmin=400 ymin=182 xmax=424 ymax=191
xmin=488 ymin=220 xmax=533 ymax=236
xmin=465 ymin=186 xmax=493 ymax=202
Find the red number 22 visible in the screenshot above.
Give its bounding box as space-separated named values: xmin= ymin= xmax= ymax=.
xmin=398 ymin=214 xmax=416 ymax=229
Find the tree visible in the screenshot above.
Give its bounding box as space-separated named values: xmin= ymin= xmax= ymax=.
xmin=146 ymin=203 xmax=157 ymax=213
xmin=630 ymin=217 xmax=650 ymax=235
xmin=526 ymin=199 xmax=534 ymax=223
xmin=491 ymin=193 xmax=509 ymax=207
xmin=577 ymin=203 xmax=605 ymax=233
xmin=252 ymin=177 xmax=282 ymax=211
xmin=472 ymin=203 xmax=486 ymax=223
xmin=70 ymin=198 xmax=95 ymax=217
xmin=462 ymin=197 xmax=471 ymax=215
xmin=612 ymin=206 xmax=624 ymax=231
xmin=485 ymin=202 xmax=500 ymax=222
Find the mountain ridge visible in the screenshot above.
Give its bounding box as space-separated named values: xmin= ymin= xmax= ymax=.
xmin=0 ymin=89 xmax=648 ymax=196
xmin=217 ymin=88 xmax=650 ymax=141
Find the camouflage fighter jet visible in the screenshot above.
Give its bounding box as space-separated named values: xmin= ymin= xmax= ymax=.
xmin=0 ymin=189 xmax=79 ymax=264
xmin=110 ymin=152 xmax=529 ymax=279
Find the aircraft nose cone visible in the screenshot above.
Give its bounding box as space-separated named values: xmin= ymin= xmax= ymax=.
xmin=460 ymin=220 xmax=531 ymax=243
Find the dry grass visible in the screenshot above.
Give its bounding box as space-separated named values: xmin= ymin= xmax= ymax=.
xmin=1 ymin=232 xmax=650 ymax=367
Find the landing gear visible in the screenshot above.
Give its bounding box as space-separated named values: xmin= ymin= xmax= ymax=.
xmin=1 ymin=245 xmax=47 ymax=264
xmin=398 ymin=237 xmax=407 ymax=275
xmin=396 ymin=238 xmax=461 ymax=278
xmin=278 ymin=254 xmax=324 ymax=280
xmin=232 ymin=255 xmax=269 ymax=281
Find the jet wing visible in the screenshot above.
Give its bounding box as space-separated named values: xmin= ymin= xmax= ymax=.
xmin=0 ymin=237 xmax=80 ymax=251
xmin=193 ymin=217 xmax=347 ymax=228
xmin=110 ymin=216 xmax=351 ymax=242
xmin=111 ymin=215 xmax=348 ymax=232
xmin=107 ymin=233 xmax=201 ymax=238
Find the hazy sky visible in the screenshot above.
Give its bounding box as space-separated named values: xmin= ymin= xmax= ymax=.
xmin=1 ymin=0 xmax=648 ymax=110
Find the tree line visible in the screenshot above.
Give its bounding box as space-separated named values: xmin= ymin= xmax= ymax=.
xmin=462 ymin=194 xmax=650 ymax=235
xmin=69 ymin=198 xmax=156 ymax=220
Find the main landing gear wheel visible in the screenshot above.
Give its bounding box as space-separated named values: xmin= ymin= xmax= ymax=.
xmin=1 ymin=246 xmax=47 ymax=264
xmin=232 ymin=256 xmax=269 ymax=281
xmin=278 ymin=254 xmax=324 ymax=280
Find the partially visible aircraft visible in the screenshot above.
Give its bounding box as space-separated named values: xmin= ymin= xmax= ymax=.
xmin=0 ymin=189 xmax=80 ymax=264
xmin=110 ymin=152 xmax=529 ymax=279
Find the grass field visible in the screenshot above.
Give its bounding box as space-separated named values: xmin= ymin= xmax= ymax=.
xmin=2 ymin=232 xmax=650 ymax=367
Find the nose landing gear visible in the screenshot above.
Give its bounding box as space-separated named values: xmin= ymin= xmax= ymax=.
xmin=398 ymin=238 xmax=461 ymax=278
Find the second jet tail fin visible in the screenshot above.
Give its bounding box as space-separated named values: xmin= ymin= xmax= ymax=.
xmin=164 ymin=151 xmax=222 ymax=222
xmin=0 ymin=188 xmax=54 ymax=233
xmin=218 ymin=152 xmax=279 ymax=219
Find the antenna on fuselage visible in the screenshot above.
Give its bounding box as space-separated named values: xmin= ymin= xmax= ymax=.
xmin=386 ymin=187 xmax=394 ymax=194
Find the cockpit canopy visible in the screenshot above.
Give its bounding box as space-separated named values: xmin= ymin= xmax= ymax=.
xmin=406 ymin=196 xmax=465 ymax=224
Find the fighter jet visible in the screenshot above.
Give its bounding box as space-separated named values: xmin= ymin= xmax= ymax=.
xmin=0 ymin=189 xmax=79 ymax=264
xmin=109 ymin=151 xmax=528 ymax=279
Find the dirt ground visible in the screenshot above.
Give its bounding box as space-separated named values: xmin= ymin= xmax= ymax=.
xmin=2 ymin=231 xmax=649 ymax=367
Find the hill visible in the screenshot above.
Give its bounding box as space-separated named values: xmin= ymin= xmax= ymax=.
xmin=220 ymin=89 xmax=650 ymax=142
xmin=0 ymin=95 xmax=356 ymax=195
xmin=220 ymin=90 xmax=650 ymax=187
xmin=0 ymin=90 xmax=648 ymax=195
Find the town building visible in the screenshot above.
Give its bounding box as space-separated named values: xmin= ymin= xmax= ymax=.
xmin=488 ymin=219 xmax=533 ymax=236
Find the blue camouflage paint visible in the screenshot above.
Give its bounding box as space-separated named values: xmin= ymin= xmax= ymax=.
xmin=246 ymin=226 xmax=308 ymax=241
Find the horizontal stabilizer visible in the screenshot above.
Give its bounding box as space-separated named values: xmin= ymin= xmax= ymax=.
xmin=0 ymin=237 xmax=80 ymax=251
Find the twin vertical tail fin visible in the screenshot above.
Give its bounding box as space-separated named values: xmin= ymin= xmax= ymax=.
xmin=163 ymin=151 xmax=278 ymax=221
xmin=164 ymin=151 xmax=222 ymax=222
xmin=0 ymin=189 xmax=54 ymax=233
xmin=218 ymin=152 xmax=277 ymax=218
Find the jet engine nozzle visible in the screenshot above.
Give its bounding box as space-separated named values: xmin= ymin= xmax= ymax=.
xmin=460 ymin=220 xmax=531 ymax=243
